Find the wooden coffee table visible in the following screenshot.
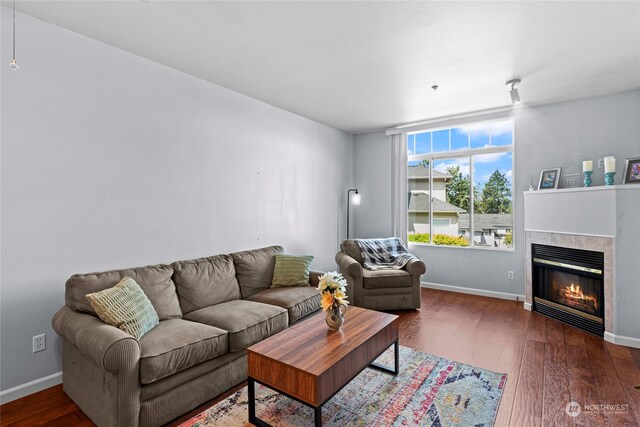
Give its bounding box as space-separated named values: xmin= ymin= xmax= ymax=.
xmin=247 ymin=306 xmax=399 ymax=427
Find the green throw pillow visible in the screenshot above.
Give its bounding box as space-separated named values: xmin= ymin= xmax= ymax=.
xmin=271 ymin=254 xmax=314 ymax=287
xmin=86 ymin=276 xmax=159 ymax=339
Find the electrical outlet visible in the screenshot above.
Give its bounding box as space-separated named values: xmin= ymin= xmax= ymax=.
xmin=33 ymin=334 xmax=46 ymax=353
xmin=507 ymin=271 xmax=515 ymax=280
xmin=598 ymin=158 xmax=604 ymax=169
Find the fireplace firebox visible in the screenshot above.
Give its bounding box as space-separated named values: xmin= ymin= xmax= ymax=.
xmin=532 ymin=244 xmax=604 ymax=336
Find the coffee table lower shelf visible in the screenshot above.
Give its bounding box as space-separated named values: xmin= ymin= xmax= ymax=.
xmin=248 ymin=339 xmax=399 ymax=427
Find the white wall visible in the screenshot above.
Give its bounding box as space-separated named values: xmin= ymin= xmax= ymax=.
xmin=0 ymin=9 xmax=353 ymax=395
xmin=354 ymin=90 xmax=640 ymax=299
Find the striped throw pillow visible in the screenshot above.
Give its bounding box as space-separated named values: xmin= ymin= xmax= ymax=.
xmin=271 ymin=254 xmax=314 ymax=287
xmin=86 ymin=276 xmax=159 ymax=339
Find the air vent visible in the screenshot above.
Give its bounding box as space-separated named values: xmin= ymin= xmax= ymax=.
xmin=532 ymin=244 xmax=603 ymax=270
xmin=534 ymin=299 xmax=604 ymax=336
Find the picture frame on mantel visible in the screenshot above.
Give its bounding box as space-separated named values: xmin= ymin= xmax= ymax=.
xmin=538 ymin=167 xmax=562 ymax=190
xmin=622 ymin=157 xmax=640 ymax=184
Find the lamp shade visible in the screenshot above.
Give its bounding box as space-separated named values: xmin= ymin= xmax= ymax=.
xmin=352 ymin=192 xmax=361 ymax=205
xmin=346 ymin=188 xmax=360 ymax=239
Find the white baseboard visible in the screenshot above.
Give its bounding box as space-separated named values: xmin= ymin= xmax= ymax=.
xmin=524 ymin=302 xmax=532 ymax=311
xmin=604 ymin=332 xmax=640 ymax=349
xmin=421 ymin=281 xmax=525 ymax=302
xmin=0 ymin=372 xmax=62 ymax=404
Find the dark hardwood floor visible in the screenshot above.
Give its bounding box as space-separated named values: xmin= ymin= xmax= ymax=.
xmin=2 ymin=288 xmax=639 ymax=426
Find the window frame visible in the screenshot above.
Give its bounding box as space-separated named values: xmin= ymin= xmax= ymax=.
xmin=406 ymin=119 xmax=515 ymax=252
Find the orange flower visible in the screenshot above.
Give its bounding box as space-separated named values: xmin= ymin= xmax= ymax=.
xmin=321 ymin=292 xmax=335 ymax=311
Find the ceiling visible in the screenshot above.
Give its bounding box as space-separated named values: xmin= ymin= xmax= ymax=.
xmin=9 ymin=1 xmax=640 ymax=133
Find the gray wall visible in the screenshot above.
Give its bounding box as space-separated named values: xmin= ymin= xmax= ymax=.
xmin=354 ymin=90 xmax=640 ymax=298
xmin=352 ymin=131 xmax=393 ymax=238
xmin=615 ymin=189 xmax=640 ymax=338
xmin=0 ymin=10 xmax=353 ymax=392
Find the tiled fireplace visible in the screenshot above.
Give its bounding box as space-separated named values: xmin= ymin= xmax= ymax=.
xmin=523 ymin=185 xmax=640 ymax=347
xmin=525 ymin=233 xmax=612 ymax=335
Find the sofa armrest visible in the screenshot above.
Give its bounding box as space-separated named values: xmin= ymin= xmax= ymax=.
xmin=309 ymin=270 xmax=323 ymax=288
xmin=335 ymin=252 xmax=363 ymax=279
xmin=404 ymin=258 xmax=426 ymax=277
xmin=335 ymin=252 xmax=364 ymax=306
xmin=52 ymin=306 xmax=140 ymax=371
xmin=404 ymin=258 xmax=426 ymax=309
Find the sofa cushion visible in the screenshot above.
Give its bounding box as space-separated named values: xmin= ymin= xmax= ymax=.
xmin=171 ymin=254 xmax=241 ymax=314
xmin=271 ymin=254 xmax=314 ymax=288
xmin=231 ymin=246 xmax=283 ymax=298
xmin=184 ymin=300 xmax=287 ymax=352
xmin=247 ymin=286 xmax=321 ymax=324
xmin=139 ymin=319 xmax=228 ymax=384
xmin=341 ymin=239 xmax=364 ymax=265
xmin=362 ymin=268 xmax=412 ymax=290
xmin=86 ymin=276 xmax=159 ymax=339
xmin=66 ymin=264 xmax=182 ymax=320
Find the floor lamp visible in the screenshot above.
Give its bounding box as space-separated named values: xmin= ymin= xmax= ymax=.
xmin=346 ymin=189 xmax=361 ymax=239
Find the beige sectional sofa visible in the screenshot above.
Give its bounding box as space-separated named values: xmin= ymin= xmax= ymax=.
xmin=52 ymin=245 xmax=321 ymax=427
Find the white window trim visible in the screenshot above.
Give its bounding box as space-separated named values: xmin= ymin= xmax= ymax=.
xmin=405 ymin=120 xmax=516 ymax=252
xmin=387 ymin=106 xmax=514 ymax=136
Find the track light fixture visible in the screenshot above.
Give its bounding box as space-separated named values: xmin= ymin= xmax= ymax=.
xmin=506 ymin=79 xmax=521 ymax=103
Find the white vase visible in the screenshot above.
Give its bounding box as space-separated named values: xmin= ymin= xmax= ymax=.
xmin=325 ymin=303 xmax=347 ymax=330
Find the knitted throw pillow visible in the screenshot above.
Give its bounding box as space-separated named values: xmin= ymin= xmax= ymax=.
xmin=271 ymin=254 xmax=314 ymax=287
xmin=86 ymin=276 xmax=159 ymax=339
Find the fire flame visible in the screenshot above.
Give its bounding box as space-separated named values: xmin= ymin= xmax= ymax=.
xmin=564 ymin=282 xmax=598 ymax=311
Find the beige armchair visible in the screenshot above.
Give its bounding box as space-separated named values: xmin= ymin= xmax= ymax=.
xmin=335 ymin=239 xmax=426 ymax=310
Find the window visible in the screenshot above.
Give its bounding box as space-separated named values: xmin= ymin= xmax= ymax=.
xmin=406 ymin=120 xmax=513 ymax=249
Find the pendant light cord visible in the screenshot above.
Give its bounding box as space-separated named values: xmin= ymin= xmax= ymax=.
xmin=12 ymin=0 xmax=16 ymax=61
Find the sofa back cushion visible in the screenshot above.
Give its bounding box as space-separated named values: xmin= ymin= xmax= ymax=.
xmin=66 ymin=263 xmax=182 ymax=320
xmin=231 ymin=245 xmax=283 ymax=298
xmin=171 ymin=254 xmax=241 ymax=314
xmin=341 ymin=239 xmax=364 ymax=265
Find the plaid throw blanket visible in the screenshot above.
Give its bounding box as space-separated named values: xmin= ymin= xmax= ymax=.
xmin=356 ymin=238 xmax=419 ymax=270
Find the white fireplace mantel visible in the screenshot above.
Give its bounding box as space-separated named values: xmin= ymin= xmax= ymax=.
xmin=523 ymin=185 xmax=638 ymax=237
xmin=523 ymin=185 xmax=640 ymax=348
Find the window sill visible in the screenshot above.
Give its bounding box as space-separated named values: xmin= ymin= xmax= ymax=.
xmin=408 ymin=242 xmax=515 ymax=252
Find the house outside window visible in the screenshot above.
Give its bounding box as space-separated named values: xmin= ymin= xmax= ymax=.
xmin=406 ymin=120 xmax=514 ymax=249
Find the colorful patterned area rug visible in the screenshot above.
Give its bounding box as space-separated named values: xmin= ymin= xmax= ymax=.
xmin=180 ymin=346 xmax=507 ymax=427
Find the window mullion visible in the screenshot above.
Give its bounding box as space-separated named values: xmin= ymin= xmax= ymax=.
xmin=469 ymin=154 xmax=474 ymax=246
xmin=429 ymin=157 xmax=433 ymax=245
xmin=430 ymin=132 xmax=433 ymax=154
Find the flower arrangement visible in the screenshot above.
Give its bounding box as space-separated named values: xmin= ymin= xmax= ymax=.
xmin=317 ymin=271 xmax=349 ymax=311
